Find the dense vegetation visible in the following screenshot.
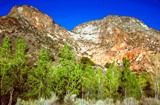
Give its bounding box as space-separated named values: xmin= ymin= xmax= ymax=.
xmin=0 ymin=37 xmax=160 ymax=105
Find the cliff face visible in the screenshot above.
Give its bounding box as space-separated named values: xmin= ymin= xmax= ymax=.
xmin=71 ymin=16 xmax=160 ymax=71
xmin=0 ymin=5 xmax=160 ymax=71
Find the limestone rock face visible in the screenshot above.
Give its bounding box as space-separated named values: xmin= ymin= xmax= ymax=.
xmin=0 ymin=5 xmax=160 ymax=72
xmin=72 ymin=16 xmax=160 ymax=71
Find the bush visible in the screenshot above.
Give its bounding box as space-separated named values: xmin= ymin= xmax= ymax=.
xmin=137 ymin=72 xmax=154 ymax=97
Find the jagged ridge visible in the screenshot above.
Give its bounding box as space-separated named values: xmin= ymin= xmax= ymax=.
xmin=0 ymin=5 xmax=160 ymax=72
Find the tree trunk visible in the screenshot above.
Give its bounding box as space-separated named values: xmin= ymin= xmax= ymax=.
xmin=1 ymin=94 xmax=10 ymax=105
xmin=1 ymin=91 xmax=18 ymax=105
xmin=8 ymin=89 xmax=14 ymax=105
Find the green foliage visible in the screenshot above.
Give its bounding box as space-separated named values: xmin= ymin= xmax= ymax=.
xmin=14 ymin=38 xmax=27 ymax=64
xmin=81 ymin=65 xmax=100 ymax=99
xmin=52 ymin=64 xmax=82 ymax=99
xmin=81 ymin=63 xmax=121 ymax=100
xmin=137 ymin=72 xmax=153 ymax=96
xmin=121 ymin=58 xmax=141 ymax=99
xmin=0 ymin=37 xmax=54 ymax=104
xmin=80 ymin=57 xmax=95 ymax=66
xmin=0 ymin=37 xmax=12 ymax=95
xmin=0 ymin=37 xmax=27 ymax=96
xmin=26 ymin=49 xmax=54 ymax=99
xmin=105 ymin=63 xmax=121 ymax=98
xmin=51 ymin=46 xmax=154 ymax=101
xmin=52 ymin=44 xmax=82 ymax=99
xmin=58 ymin=44 xmax=75 ymax=61
xmin=0 ymin=37 xmax=10 ymax=57
xmin=1 ymin=37 xmax=158 ymax=105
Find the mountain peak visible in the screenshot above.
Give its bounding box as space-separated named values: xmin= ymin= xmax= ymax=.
xmin=8 ymin=5 xmax=55 ymax=32
xmin=73 ymin=15 xmax=150 ymax=34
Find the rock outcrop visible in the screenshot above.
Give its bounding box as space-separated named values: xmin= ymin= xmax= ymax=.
xmin=0 ymin=5 xmax=160 ymax=72
xmin=0 ymin=5 xmax=74 ymax=64
xmin=71 ymin=16 xmax=160 ymax=71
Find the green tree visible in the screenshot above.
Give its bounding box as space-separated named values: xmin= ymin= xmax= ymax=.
xmin=121 ymin=58 xmax=141 ymax=99
xmin=0 ymin=37 xmax=28 ymax=105
xmin=0 ymin=37 xmax=54 ymax=105
xmin=105 ymin=63 xmax=121 ymax=99
xmin=52 ymin=44 xmax=82 ymax=101
xmin=81 ymin=64 xmax=98 ymax=99
xmin=25 ymin=49 xmax=54 ymax=99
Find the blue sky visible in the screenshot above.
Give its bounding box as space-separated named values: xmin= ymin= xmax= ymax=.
xmin=0 ymin=0 xmax=160 ymax=30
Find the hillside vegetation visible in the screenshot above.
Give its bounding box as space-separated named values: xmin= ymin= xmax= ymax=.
xmin=1 ymin=37 xmax=160 ymax=105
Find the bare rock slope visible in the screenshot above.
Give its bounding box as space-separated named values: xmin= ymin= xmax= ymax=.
xmin=0 ymin=5 xmax=160 ymax=71
xmin=72 ymin=16 xmax=160 ymax=71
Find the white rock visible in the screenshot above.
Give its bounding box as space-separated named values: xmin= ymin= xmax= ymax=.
xmin=17 ymin=7 xmax=23 ymax=14
xmin=47 ymin=33 xmax=57 ymax=40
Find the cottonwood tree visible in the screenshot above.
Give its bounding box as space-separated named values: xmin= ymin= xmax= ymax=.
xmin=0 ymin=37 xmax=54 ymax=105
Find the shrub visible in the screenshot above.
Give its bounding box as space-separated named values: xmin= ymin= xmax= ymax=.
xmin=137 ymin=72 xmax=154 ymax=97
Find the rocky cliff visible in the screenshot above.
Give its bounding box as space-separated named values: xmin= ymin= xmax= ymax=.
xmin=0 ymin=5 xmax=75 ymax=65
xmin=0 ymin=5 xmax=160 ymax=72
